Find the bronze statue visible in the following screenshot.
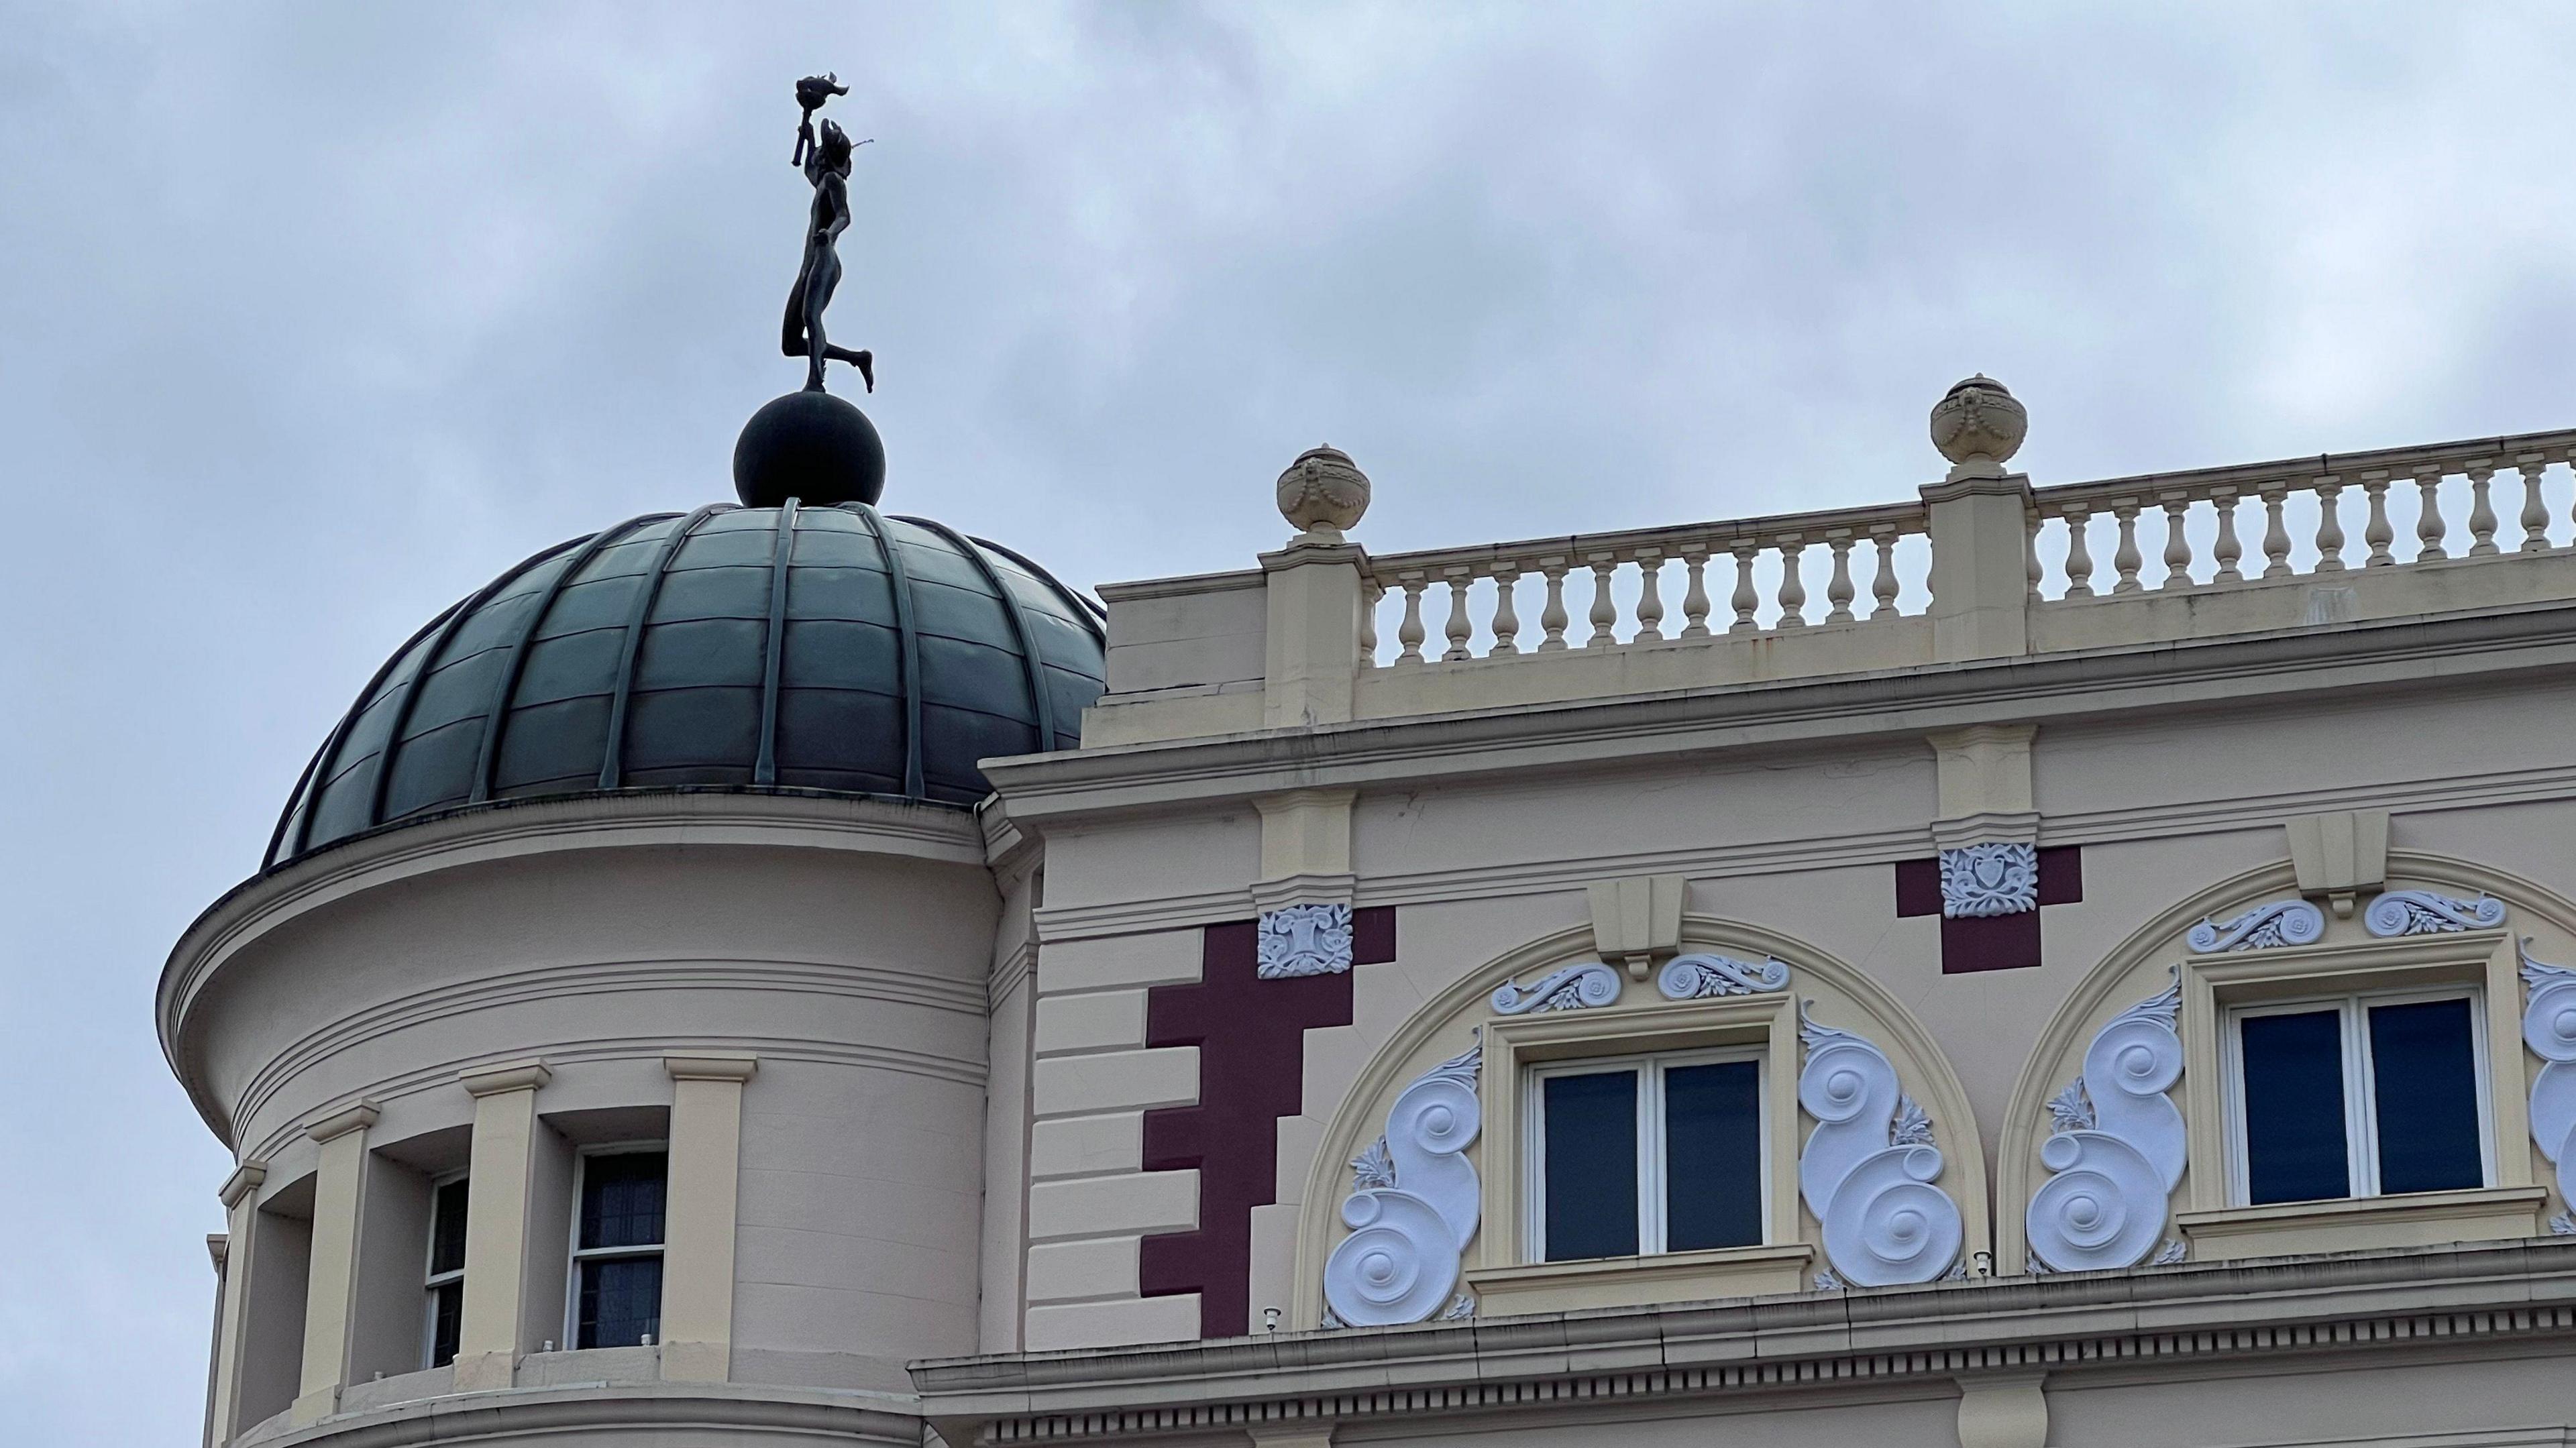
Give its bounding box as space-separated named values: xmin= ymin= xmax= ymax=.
xmin=784 ymin=74 xmax=873 ymax=394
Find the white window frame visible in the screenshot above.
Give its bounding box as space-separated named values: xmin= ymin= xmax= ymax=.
xmin=561 ymin=1141 xmax=669 ymax=1350
xmin=421 ymin=1170 xmax=469 ymax=1370
xmin=2220 ymin=984 xmax=2495 ymax=1207
xmin=1521 ymin=1044 xmax=1768 ymax=1264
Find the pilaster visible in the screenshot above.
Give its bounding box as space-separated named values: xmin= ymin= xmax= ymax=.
xmin=660 ymin=1052 xmax=757 ymax=1383
xmin=453 ymin=1058 xmax=550 ymax=1393
xmin=291 ymin=1102 xmax=380 ymax=1425
xmin=207 ymin=1160 xmax=266 ymax=1445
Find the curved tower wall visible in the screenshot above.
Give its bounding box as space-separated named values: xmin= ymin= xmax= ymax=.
xmin=163 ymin=793 xmax=1003 ymax=1443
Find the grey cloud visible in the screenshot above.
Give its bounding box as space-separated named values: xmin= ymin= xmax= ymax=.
xmin=4 ymin=3 xmax=2574 ymax=1439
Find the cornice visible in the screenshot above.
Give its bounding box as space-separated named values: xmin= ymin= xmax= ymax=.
xmin=913 ymin=1238 xmax=2576 ymax=1444
xmin=246 ymin=1381 xmax=922 ymax=1448
xmin=160 ymin=790 xmax=986 ymax=1138
xmin=986 ymin=596 xmax=2576 ymax=828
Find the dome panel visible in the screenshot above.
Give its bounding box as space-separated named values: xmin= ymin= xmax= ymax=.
xmin=269 ymin=504 xmax=1106 ymax=869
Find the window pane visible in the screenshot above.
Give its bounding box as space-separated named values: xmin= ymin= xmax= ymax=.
xmin=429 ymin=1178 xmax=470 ymax=1278
xmin=1664 ymin=1061 xmax=1762 ymax=1251
xmin=2369 ymin=998 xmax=2485 ymax=1194
xmin=2240 ymin=1009 xmax=2351 ymax=1205
xmin=1542 ymin=1070 xmax=1638 ymax=1261
xmin=579 ymin=1153 xmax=667 ymax=1250
xmin=429 ymin=1280 xmax=463 ymax=1368
xmin=576 ymin=1256 xmax=663 ymax=1349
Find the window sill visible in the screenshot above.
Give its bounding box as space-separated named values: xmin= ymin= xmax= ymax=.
xmin=2176 ymin=1184 xmax=2547 ymax=1262
xmin=1465 ymin=1242 xmax=1815 ymax=1316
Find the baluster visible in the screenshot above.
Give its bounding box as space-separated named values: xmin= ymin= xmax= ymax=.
xmin=1536 ymin=559 xmax=1570 ymax=651
xmin=2025 ymin=514 xmax=2043 ymax=600
xmin=2158 ymin=496 xmax=2193 ymax=590
xmin=2061 ymin=507 xmax=2095 ymax=598
xmin=1395 ymin=575 xmax=1427 ymax=664
xmin=2259 ymin=486 xmax=2292 ymax=579
xmin=2313 ymin=476 xmax=2347 ymax=571
xmin=1358 ymin=581 xmax=1381 ymax=668
xmin=1729 ymin=543 xmax=1760 ymax=633
xmin=2111 ymin=502 xmax=2143 ymax=594
xmin=1679 ymin=548 xmax=1712 ymax=638
xmin=1870 ymin=531 xmax=1900 ymax=618
xmin=1825 ymin=534 xmax=1856 ymax=622
xmin=2414 ymin=467 xmax=2448 ymax=561
xmin=1633 ymin=549 xmax=1666 ymax=642
xmin=2520 ymin=457 xmax=2551 ymax=552
xmin=1441 ymin=568 xmax=1474 ymax=660
xmin=2363 ymin=471 xmax=2394 ymax=567
xmin=2466 ymin=465 xmax=2498 ymax=556
xmin=1488 ymin=565 xmax=1521 ymax=655
xmin=1587 ymin=556 xmax=1618 ymax=647
xmin=1776 ymin=541 xmax=1807 ymax=626
xmin=2210 ymin=487 xmax=2243 ymax=584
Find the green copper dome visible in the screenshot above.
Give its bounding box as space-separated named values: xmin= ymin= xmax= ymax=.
xmin=268 ymin=502 xmax=1104 ymax=869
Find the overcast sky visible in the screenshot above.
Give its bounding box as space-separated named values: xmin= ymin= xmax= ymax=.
xmin=5 ymin=3 xmax=2575 ymax=1440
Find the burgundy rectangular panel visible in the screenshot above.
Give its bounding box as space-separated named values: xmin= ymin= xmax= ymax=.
xmin=1136 ymin=906 xmax=1395 ymax=1337
xmin=1897 ymin=846 xmax=2081 ymax=974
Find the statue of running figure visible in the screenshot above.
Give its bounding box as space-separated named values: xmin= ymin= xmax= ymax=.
xmin=784 ymin=74 xmax=873 ymax=394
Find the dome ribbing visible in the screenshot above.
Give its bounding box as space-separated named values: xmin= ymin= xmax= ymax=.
xmin=267 ymin=502 xmax=1104 ymax=869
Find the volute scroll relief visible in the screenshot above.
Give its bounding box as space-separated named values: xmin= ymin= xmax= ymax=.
xmin=2186 ymin=899 xmax=2325 ymax=952
xmin=2518 ymin=940 xmax=2576 ymax=1235
xmin=2025 ymin=972 xmax=2185 ymax=1272
xmin=1798 ymin=1005 xmax=1965 ymax=1287
xmin=1322 ymin=1040 xmax=1482 ymax=1326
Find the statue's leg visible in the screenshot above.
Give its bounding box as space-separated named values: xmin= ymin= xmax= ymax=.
xmin=783 ymin=257 xmax=815 ymax=357
xmin=803 ymin=252 xmax=842 ymax=392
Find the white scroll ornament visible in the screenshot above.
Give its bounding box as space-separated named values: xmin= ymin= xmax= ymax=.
xmin=2519 ymin=940 xmax=2576 ymax=1223
xmin=1657 ymin=952 xmax=1790 ymax=1000
xmin=2025 ymin=976 xmax=2184 ymax=1272
xmin=1322 ymin=1042 xmax=1481 ymax=1326
xmin=2186 ymin=899 xmax=2325 ymax=952
xmin=2363 ymin=889 xmax=2506 ymax=937
xmin=1797 ymin=1008 xmax=1964 ymax=1286
xmin=1491 ymin=962 xmax=1621 ymax=1015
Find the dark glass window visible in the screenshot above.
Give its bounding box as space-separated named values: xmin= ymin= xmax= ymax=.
xmin=574 ymin=1152 xmax=666 ymax=1349
xmin=425 ymin=1176 xmax=469 ymax=1369
xmin=2240 ymin=1009 xmax=2351 ymax=1205
xmin=2369 ymin=998 xmax=2485 ymax=1194
xmin=577 ymin=1256 xmax=665 ymax=1351
xmin=1663 ymin=1061 xmax=1763 ymax=1251
xmin=1542 ymin=1071 xmax=1638 ymax=1260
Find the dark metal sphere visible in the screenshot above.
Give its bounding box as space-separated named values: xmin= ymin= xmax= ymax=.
xmin=733 ymin=390 xmax=886 ymax=507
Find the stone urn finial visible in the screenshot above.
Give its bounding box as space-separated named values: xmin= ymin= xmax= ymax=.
xmin=1277 ymin=444 xmax=1371 ymax=542
xmin=1928 ymin=375 xmax=2027 ymax=482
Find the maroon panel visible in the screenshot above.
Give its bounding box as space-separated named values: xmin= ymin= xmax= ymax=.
xmin=1894 ymin=858 xmax=1943 ymax=917
xmin=1137 ymin=906 xmax=1395 ymax=1337
xmin=1897 ymin=847 xmax=2082 ymax=974
xmin=2036 ymin=844 xmax=2084 ymax=905
xmin=1939 ymin=909 xmax=2042 ymax=973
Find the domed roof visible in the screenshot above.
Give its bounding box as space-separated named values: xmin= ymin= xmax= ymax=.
xmin=268 ymin=502 xmax=1105 ymax=869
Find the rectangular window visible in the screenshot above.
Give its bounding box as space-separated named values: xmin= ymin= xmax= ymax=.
xmin=1527 ymin=1050 xmax=1763 ymax=1262
xmin=423 ymin=1175 xmax=468 ymax=1369
xmin=2228 ymin=989 xmax=2489 ymax=1207
xmin=571 ymin=1150 xmax=666 ymax=1349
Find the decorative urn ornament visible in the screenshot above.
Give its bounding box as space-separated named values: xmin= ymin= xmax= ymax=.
xmin=1277 ymin=444 xmax=1372 ymax=541
xmin=1928 ymin=374 xmax=2027 ymax=481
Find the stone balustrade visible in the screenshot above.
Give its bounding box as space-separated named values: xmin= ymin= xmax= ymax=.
xmin=2028 ymin=430 xmax=2576 ymax=599
xmin=1358 ymin=499 xmax=1932 ymax=665
xmin=1079 ymin=396 xmax=2576 ymax=748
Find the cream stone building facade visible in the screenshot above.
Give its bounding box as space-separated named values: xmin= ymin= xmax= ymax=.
xmin=166 ymin=380 xmax=2576 ymax=1447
